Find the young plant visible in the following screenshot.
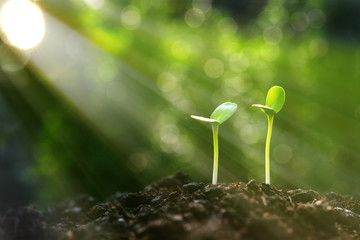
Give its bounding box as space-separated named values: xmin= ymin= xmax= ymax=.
xmin=252 ymin=86 xmax=285 ymax=185
xmin=191 ymin=102 xmax=237 ymax=184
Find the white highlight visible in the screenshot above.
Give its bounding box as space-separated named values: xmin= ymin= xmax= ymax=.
xmin=0 ymin=0 xmax=45 ymax=49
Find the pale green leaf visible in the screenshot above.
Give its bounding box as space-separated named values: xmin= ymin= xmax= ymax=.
xmin=265 ymin=86 xmax=285 ymax=113
xmin=251 ymin=104 xmax=276 ymax=115
xmin=210 ymin=102 xmax=237 ymax=124
xmin=191 ymin=115 xmax=218 ymax=123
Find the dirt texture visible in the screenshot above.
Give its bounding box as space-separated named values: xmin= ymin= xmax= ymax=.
xmin=1 ymin=172 xmax=360 ymax=240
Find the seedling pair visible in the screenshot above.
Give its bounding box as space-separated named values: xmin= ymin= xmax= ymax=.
xmin=191 ymin=86 xmax=285 ymax=185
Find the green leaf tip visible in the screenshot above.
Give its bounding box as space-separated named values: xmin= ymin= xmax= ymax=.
xmin=252 ymin=86 xmax=285 ymax=115
xmin=210 ymin=102 xmax=237 ymax=124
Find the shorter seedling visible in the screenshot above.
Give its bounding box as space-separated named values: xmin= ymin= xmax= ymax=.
xmin=191 ymin=102 xmax=237 ymax=184
xmin=252 ymin=86 xmax=285 ymax=185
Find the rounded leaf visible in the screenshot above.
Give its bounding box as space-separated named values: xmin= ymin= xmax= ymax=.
xmin=265 ymin=86 xmax=285 ymax=113
xmin=210 ymin=102 xmax=237 ymax=124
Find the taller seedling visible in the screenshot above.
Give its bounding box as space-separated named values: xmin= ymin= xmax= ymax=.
xmin=252 ymin=86 xmax=285 ymax=184
xmin=191 ymin=102 xmax=237 ymax=184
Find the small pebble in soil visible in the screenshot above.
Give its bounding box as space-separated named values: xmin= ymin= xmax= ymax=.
xmin=182 ymin=182 xmax=205 ymax=194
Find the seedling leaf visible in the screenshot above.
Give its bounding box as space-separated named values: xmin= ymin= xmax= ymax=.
xmin=251 ymin=104 xmax=276 ymax=116
xmin=191 ymin=115 xmax=218 ymax=123
xmin=210 ymin=102 xmax=238 ymax=124
xmin=265 ymin=86 xmax=285 ymax=113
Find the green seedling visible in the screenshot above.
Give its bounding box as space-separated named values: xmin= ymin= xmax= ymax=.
xmin=252 ymin=86 xmax=285 ymax=185
xmin=191 ymin=102 xmax=237 ymax=184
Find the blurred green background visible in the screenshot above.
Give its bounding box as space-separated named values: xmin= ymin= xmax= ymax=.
xmin=0 ymin=0 xmax=360 ymax=208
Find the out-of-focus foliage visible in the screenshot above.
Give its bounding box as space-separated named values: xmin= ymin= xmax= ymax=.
xmin=1 ymin=0 xmax=360 ymax=206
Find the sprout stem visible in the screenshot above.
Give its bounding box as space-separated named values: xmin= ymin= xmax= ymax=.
xmin=211 ymin=123 xmax=219 ymax=184
xmin=265 ymin=114 xmax=274 ymax=184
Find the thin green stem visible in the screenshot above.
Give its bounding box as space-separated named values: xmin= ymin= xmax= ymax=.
xmin=211 ymin=123 xmax=219 ymax=185
xmin=265 ymin=114 xmax=274 ymax=184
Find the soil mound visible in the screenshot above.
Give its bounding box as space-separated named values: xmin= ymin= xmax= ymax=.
xmin=1 ymin=172 xmax=360 ymax=240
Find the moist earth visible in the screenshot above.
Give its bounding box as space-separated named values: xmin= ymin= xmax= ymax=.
xmin=1 ymin=172 xmax=360 ymax=240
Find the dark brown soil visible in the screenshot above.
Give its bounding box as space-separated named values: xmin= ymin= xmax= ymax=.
xmin=1 ymin=172 xmax=360 ymax=240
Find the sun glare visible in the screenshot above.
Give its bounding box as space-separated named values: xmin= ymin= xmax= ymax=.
xmin=0 ymin=0 xmax=45 ymax=49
